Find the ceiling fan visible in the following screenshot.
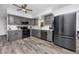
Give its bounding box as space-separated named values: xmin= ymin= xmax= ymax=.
xmin=13 ymin=4 xmax=32 ymax=13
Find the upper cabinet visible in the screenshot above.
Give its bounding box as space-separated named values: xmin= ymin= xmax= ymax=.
xmin=8 ymin=15 xmax=15 ymax=25
xmin=34 ymin=18 xmax=38 ymax=25
xmin=8 ymin=15 xmax=22 ymax=25
xmin=30 ymin=18 xmax=38 ymax=26
xmin=8 ymin=14 xmax=31 ymax=25
xmin=44 ymin=14 xmax=54 ymax=25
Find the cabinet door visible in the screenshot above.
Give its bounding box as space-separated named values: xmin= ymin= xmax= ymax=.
xmin=34 ymin=19 xmax=38 ymax=25
xmin=8 ymin=30 xmax=22 ymax=41
xmin=47 ymin=31 xmax=53 ymax=42
xmin=32 ymin=29 xmax=38 ymax=37
xmin=44 ymin=14 xmax=53 ymax=25
xmin=17 ymin=30 xmax=22 ymax=39
xmin=41 ymin=30 xmax=47 ymax=40
xmin=8 ymin=31 xmax=17 ymax=41
xmin=31 ymin=29 xmax=40 ymax=38
xmin=31 ymin=29 xmax=35 ymax=36
xmin=8 ymin=15 xmax=15 ymax=25
xmin=38 ymin=30 xmax=41 ymax=38
xmin=30 ymin=19 xmax=34 ymax=25
xmin=30 ymin=29 xmax=32 ymax=36
xmin=14 ymin=17 xmax=21 ymax=25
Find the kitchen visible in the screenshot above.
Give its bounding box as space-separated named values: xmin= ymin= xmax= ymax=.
xmin=0 ymin=4 xmax=78 ymax=54
xmin=7 ymin=13 xmax=54 ymax=42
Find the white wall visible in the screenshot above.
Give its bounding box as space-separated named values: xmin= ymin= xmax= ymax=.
xmin=0 ymin=17 xmax=7 ymax=35
xmin=0 ymin=5 xmax=7 ymax=35
xmin=76 ymin=12 xmax=79 ymax=31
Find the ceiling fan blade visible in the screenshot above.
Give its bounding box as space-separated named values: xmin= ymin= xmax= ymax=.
xmin=17 ymin=9 xmax=22 ymax=11
xmin=13 ymin=4 xmax=32 ymax=13
xmin=13 ymin=4 xmax=22 ymax=8
xmin=25 ymin=11 xmax=27 ymax=13
xmin=22 ymin=4 xmax=27 ymax=8
xmin=22 ymin=11 xmax=27 ymax=13
xmin=25 ymin=9 xmax=32 ymax=11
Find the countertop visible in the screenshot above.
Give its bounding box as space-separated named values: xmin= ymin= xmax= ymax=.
xmin=7 ymin=25 xmax=54 ymax=31
xmin=30 ymin=25 xmax=54 ymax=31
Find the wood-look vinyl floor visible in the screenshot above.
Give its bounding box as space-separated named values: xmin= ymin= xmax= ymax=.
xmin=0 ymin=36 xmax=77 ymax=54
xmin=76 ymin=39 xmax=79 ymax=54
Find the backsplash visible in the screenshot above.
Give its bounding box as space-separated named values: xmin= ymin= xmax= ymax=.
xmin=8 ymin=25 xmax=20 ymax=30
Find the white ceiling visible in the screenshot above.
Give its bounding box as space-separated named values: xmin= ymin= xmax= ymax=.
xmin=5 ymin=4 xmax=70 ymax=18
xmin=28 ymin=4 xmax=69 ymax=16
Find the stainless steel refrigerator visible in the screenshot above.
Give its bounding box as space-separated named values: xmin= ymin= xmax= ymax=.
xmin=54 ymin=12 xmax=76 ymax=52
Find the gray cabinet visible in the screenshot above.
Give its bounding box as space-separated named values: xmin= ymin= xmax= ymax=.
xmin=44 ymin=14 xmax=54 ymax=25
xmin=31 ymin=29 xmax=35 ymax=36
xmin=34 ymin=19 xmax=38 ymax=25
xmin=31 ymin=29 xmax=54 ymax=42
xmin=30 ymin=19 xmax=34 ymax=25
xmin=30 ymin=19 xmax=38 ymax=25
xmin=8 ymin=15 xmax=31 ymax=25
xmin=41 ymin=30 xmax=47 ymax=40
xmin=8 ymin=15 xmax=15 ymax=25
xmin=17 ymin=30 xmax=22 ymax=39
xmin=31 ymin=29 xmax=41 ymax=38
xmin=8 ymin=30 xmax=22 ymax=41
xmin=8 ymin=15 xmax=21 ymax=25
xmin=47 ymin=30 xmax=53 ymax=42
xmin=14 ymin=17 xmax=21 ymax=25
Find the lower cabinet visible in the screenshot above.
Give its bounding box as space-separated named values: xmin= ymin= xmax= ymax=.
xmin=31 ymin=29 xmax=47 ymax=40
xmin=41 ymin=30 xmax=47 ymax=40
xmin=47 ymin=30 xmax=53 ymax=42
xmin=8 ymin=30 xmax=22 ymax=41
xmin=31 ymin=29 xmax=41 ymax=38
xmin=31 ymin=29 xmax=53 ymax=42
